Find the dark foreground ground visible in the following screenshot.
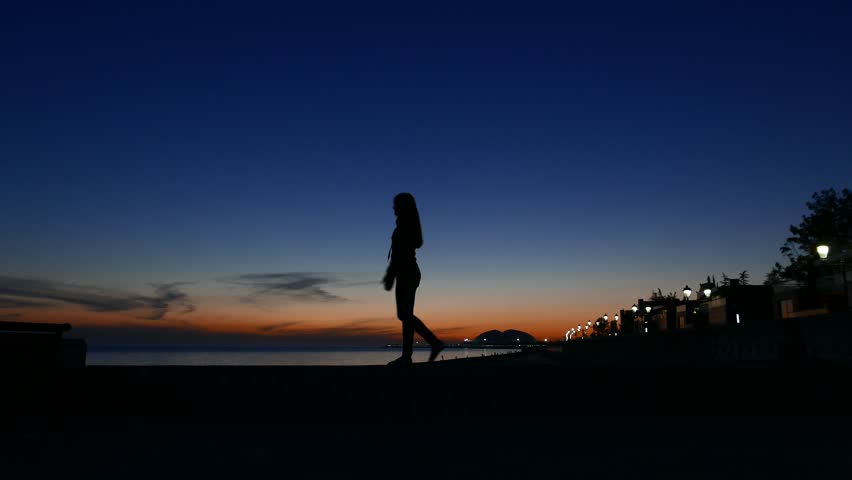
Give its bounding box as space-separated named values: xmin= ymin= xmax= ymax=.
xmin=4 ymin=351 xmax=852 ymax=478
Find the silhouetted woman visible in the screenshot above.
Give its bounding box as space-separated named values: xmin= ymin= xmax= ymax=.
xmin=383 ymin=192 xmax=444 ymax=366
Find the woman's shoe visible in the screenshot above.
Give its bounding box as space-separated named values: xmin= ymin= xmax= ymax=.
xmin=428 ymin=341 xmax=445 ymax=362
xmin=387 ymin=356 xmax=412 ymax=366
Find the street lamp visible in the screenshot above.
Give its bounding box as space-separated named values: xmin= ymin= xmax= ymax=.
xmin=603 ymin=314 xmax=608 ymax=321
xmin=817 ymin=244 xmax=849 ymax=319
xmin=703 ymin=287 xmax=712 ymax=298
xmin=632 ymin=304 xmax=638 ymax=313
xmin=682 ymin=285 xmax=694 ymax=326
xmin=643 ymin=305 xmax=652 ymax=334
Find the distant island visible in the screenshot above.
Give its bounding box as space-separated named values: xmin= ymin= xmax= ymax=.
xmin=385 ymin=329 xmax=540 ymax=348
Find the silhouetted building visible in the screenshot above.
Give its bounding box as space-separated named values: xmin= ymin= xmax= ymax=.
xmin=650 ymin=303 xmax=680 ymax=331
xmin=773 ymin=269 xmax=851 ymax=320
xmin=773 ymin=284 xmax=829 ymax=320
xmin=705 ymin=280 xmax=773 ymax=325
xmin=619 ymin=309 xmax=637 ymax=335
xmin=620 ymin=298 xmax=681 ymax=334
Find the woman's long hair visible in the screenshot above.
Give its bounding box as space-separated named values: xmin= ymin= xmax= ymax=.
xmin=394 ymin=192 xmax=423 ymax=249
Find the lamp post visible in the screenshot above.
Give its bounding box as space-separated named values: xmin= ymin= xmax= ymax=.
xmin=699 ymin=287 xmax=712 ymax=327
xmin=630 ymin=304 xmax=639 ymax=334
xmin=644 ymin=305 xmax=651 ymax=333
xmin=818 ymin=244 xmax=849 ymax=319
xmin=682 ymin=285 xmax=693 ymax=326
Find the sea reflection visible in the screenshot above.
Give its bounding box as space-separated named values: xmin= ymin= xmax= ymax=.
xmin=86 ymin=347 xmax=521 ymax=366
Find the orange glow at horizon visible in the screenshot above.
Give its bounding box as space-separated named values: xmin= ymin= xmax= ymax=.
xmin=12 ymin=301 xmax=606 ymax=344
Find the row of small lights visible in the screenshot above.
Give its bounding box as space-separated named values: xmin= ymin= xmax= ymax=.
xmin=565 ymin=313 xmax=621 ymax=340
xmin=451 ymin=244 xmax=833 ymax=346
xmin=566 ymin=284 xmax=720 ymax=340
xmin=564 ymin=244 xmax=839 ymax=342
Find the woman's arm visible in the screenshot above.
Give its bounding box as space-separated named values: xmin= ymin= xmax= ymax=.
xmin=383 ymin=230 xmax=398 ymax=291
xmin=382 ymin=267 xmax=395 ymax=291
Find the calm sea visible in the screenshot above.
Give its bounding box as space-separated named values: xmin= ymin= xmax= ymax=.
xmin=86 ymin=347 xmax=521 ymax=366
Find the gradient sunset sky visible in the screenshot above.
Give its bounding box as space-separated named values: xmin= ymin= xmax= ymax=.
xmin=2 ymin=1 xmax=851 ymax=346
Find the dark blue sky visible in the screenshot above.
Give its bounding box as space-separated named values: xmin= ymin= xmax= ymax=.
xmin=1 ymin=1 xmax=850 ymax=342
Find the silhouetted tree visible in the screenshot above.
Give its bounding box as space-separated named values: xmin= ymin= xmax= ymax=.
xmin=739 ymin=270 xmax=750 ymax=285
xmin=719 ymin=273 xmax=731 ymax=287
xmin=650 ymin=289 xmax=678 ymax=301
xmin=765 ymin=268 xmax=785 ymax=286
xmin=765 ymin=188 xmax=852 ymax=286
xmin=591 ymin=317 xmax=609 ymax=337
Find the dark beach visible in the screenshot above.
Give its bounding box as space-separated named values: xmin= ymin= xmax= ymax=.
xmin=5 ymin=349 xmax=852 ymax=478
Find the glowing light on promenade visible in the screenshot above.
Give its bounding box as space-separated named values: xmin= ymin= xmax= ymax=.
xmin=817 ymin=245 xmax=829 ymax=259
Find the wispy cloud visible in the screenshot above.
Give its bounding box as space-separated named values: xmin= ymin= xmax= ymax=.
xmin=222 ymin=272 xmax=351 ymax=304
xmin=146 ymin=282 xmax=195 ymax=319
xmin=257 ymin=321 xmax=302 ymax=334
xmin=254 ymin=318 xmax=470 ymax=342
xmin=256 ymin=317 xmax=400 ymax=340
xmin=0 ymin=297 xmax=51 ymax=309
xmin=0 ymin=276 xmax=195 ymax=320
xmin=331 ymin=318 xmax=399 ymax=337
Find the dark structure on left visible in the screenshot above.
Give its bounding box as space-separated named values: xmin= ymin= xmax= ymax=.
xmin=0 ymin=321 xmax=87 ymax=368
